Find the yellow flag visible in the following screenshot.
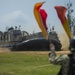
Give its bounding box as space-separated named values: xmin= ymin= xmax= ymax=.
xmin=33 ymin=2 xmax=48 ymax=39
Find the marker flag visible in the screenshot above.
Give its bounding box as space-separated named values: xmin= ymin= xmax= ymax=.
xmin=34 ymin=2 xmax=48 ymax=39
xmin=55 ymin=6 xmax=71 ymax=39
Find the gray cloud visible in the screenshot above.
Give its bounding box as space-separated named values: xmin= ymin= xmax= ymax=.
xmin=0 ymin=10 xmax=30 ymax=24
xmin=0 ymin=10 xmax=40 ymax=33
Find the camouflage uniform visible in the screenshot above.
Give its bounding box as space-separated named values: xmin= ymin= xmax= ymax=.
xmin=49 ymin=50 xmax=70 ymax=75
xmin=49 ymin=47 xmax=75 ymax=75
xmin=49 ymin=38 xmax=75 ymax=75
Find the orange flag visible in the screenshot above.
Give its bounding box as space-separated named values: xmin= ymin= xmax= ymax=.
xmin=55 ymin=6 xmax=71 ymax=39
xmin=33 ymin=2 xmax=48 ymax=39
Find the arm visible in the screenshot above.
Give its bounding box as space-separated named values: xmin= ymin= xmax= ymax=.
xmin=49 ymin=43 xmax=57 ymax=64
xmin=49 ymin=43 xmax=56 ymax=62
xmin=49 ymin=43 xmax=68 ymax=65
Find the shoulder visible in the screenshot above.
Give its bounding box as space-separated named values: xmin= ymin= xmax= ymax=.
xmin=60 ymin=55 xmax=70 ymax=63
xmin=61 ymin=55 xmax=69 ymax=59
xmin=56 ymin=54 xmax=69 ymax=59
xmin=61 ymin=55 xmax=69 ymax=60
xmin=55 ymin=55 xmax=69 ymax=62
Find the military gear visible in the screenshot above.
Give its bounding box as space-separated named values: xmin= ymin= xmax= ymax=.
xmin=58 ymin=54 xmax=75 ymax=75
xmin=69 ymin=39 xmax=75 ymax=52
xmin=49 ymin=42 xmax=75 ymax=75
xmin=68 ymin=54 xmax=75 ymax=75
xmin=49 ymin=50 xmax=69 ymax=75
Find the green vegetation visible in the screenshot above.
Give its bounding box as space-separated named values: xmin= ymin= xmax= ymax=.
xmin=0 ymin=52 xmax=60 ymax=75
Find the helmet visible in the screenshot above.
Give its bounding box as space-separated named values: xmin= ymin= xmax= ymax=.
xmin=69 ymin=38 xmax=75 ymax=52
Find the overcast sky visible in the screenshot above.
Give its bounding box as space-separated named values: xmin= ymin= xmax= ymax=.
xmin=0 ymin=0 xmax=75 ymax=34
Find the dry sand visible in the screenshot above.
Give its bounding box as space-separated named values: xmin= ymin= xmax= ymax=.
xmin=0 ymin=48 xmax=10 ymax=53
xmin=0 ymin=47 xmax=70 ymax=55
